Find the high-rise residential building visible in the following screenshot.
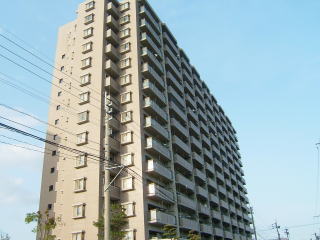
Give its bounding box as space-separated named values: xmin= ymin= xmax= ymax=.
xmin=38 ymin=0 xmax=253 ymax=239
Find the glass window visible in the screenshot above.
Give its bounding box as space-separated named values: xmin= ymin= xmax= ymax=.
xmin=74 ymin=178 xmax=86 ymax=192
xmin=83 ymin=27 xmax=93 ymax=38
xmin=78 ymin=111 xmax=89 ymax=124
xmin=79 ymin=92 xmax=90 ymax=104
xmin=119 ymin=2 xmax=130 ymax=12
xmin=84 ymin=14 xmax=94 ymax=24
xmin=57 ymin=91 xmax=62 ymax=96
xmin=80 ymin=74 xmax=91 ymax=86
xmin=81 ymin=57 xmax=92 ymax=69
xmin=82 ymin=42 xmax=92 ymax=53
xmin=119 ymin=28 xmax=130 ymax=39
xmin=75 ymin=154 xmax=87 ymax=168
xmin=120 ymin=111 xmax=132 ymax=123
xmin=120 ymin=74 xmax=132 ymax=86
xmin=123 ymin=230 xmax=135 ymax=240
xmin=119 ymin=15 xmax=130 ymax=25
xmin=121 ymin=177 xmax=133 ymax=191
xmin=122 ymin=202 xmax=135 ymax=217
xmin=119 ymin=58 xmax=131 ymax=69
xmin=120 ymin=131 xmax=133 ymax=144
xmin=120 ymin=92 xmax=132 ymax=104
xmin=121 ymin=153 xmax=133 ymax=166
xmin=73 ymin=204 xmax=85 ymax=218
xmin=85 ymin=1 xmax=95 ymax=11
xmin=54 ymin=119 xmax=59 ymax=125
xmin=119 ymin=42 xmax=131 ymax=53
xmin=72 ymin=232 xmax=84 ymax=240
xmin=77 ymin=132 xmax=88 ymax=145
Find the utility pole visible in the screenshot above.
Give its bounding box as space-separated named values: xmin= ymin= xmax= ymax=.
xmin=315 ymin=233 xmax=320 ymax=240
xmin=272 ymin=221 xmax=281 ymax=240
xmin=249 ymin=207 xmax=258 ymax=240
xmin=284 ymin=228 xmax=289 ymax=240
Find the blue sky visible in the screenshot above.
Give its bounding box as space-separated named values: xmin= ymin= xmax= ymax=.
xmin=0 ymin=0 xmax=319 ymax=239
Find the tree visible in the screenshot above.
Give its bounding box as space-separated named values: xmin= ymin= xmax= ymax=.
xmin=188 ymin=230 xmax=201 ymax=240
xmin=25 ymin=211 xmax=59 ymax=240
xmin=93 ymin=203 xmax=128 ymax=240
xmin=162 ymin=225 xmax=178 ymax=240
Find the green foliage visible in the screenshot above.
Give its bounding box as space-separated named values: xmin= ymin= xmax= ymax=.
xmin=25 ymin=211 xmax=59 ymax=240
xmin=93 ymin=203 xmax=128 ymax=240
xmin=188 ymin=230 xmax=201 ymax=240
xmin=162 ymin=225 xmax=178 ymax=239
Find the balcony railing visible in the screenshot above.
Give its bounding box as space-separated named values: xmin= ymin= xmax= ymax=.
xmin=170 ymin=118 xmax=188 ymax=138
xmin=179 ymin=217 xmax=199 ymax=231
xmin=139 ymin=5 xmax=161 ymax=33
xmin=140 ymin=18 xmax=161 ymax=46
xmin=176 ymin=174 xmax=195 ymax=191
xmin=105 ymin=60 xmax=119 ymax=78
xmin=190 ymin=136 xmax=202 ymax=152
xmin=144 ymin=97 xmax=168 ymax=122
xmin=141 ymin=32 xmax=163 ymax=59
xmin=147 ymin=183 xmax=174 ymax=203
xmin=147 ymin=159 xmax=172 ymax=181
xmin=141 ymin=47 xmax=163 ymax=74
xmin=166 ymin=57 xmax=181 ymax=80
xmin=106 ymin=43 xmax=120 ymax=61
xmin=106 ymin=2 xmax=119 ymax=17
xmin=174 ymin=154 xmax=193 ymax=173
xmin=149 ymin=209 xmax=176 ymax=225
xmin=142 ymin=63 xmax=165 ymax=89
xmin=194 ymin=169 xmax=206 ymax=182
xmin=209 ymin=194 xmax=219 ymax=205
xmin=163 ymin=32 xmax=179 ymax=56
xmin=164 ymin=44 xmax=180 ymax=67
xmin=146 ymin=137 xmax=171 ymax=161
xmin=106 ymin=15 xmax=119 ymax=32
xmin=105 ymin=76 xmax=120 ymax=94
xmin=196 ymin=185 xmax=208 ymax=200
xmin=145 ymin=116 xmax=169 ymax=141
xmin=169 ymin=101 xmax=188 ymax=122
xmin=172 ymin=135 xmax=190 ymax=155
xmin=200 ymin=223 xmax=213 ymax=235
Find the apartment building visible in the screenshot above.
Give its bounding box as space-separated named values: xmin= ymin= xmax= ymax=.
xmin=38 ymin=0 xmax=253 ymax=239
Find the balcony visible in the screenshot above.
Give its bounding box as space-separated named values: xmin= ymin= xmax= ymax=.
xmin=110 ymin=186 xmax=120 ymax=200
xmin=144 ymin=97 xmax=168 ymax=122
xmin=213 ymin=227 xmax=224 ymax=237
xmin=106 ymin=29 xmax=119 ymax=46
xmin=147 ymin=159 xmax=172 ymax=181
xmin=216 ymin=171 xmax=224 ymax=182
xmin=143 ymin=79 xmax=166 ymax=105
xmin=164 ymin=44 xmax=180 ymax=67
xmin=106 ymin=2 xmax=119 ymax=18
xmin=147 ymin=183 xmax=174 ymax=203
xmin=174 ymin=154 xmax=193 ymax=173
xmin=141 ymin=47 xmax=163 ymax=74
xmin=105 ymin=76 xmax=120 ymax=94
xmin=190 ymin=136 xmax=202 ymax=152
xmin=167 ymin=71 xmax=183 ymax=92
xmin=187 ymin=108 xmax=198 ymax=123
xmin=106 ymin=95 xmax=119 ymax=112
xmin=142 ymin=63 xmax=165 ymax=89
xmin=169 ymin=101 xmax=188 ymax=122
xmin=208 ymin=178 xmax=217 ymax=190
xmin=222 ymin=215 xmax=231 ymax=224
xmin=171 ymin=118 xmax=188 ymax=138
xmin=106 ymin=44 xmax=119 ymax=61
xmin=231 ymin=217 xmax=238 ymax=226
xmin=220 ymin=199 xmax=229 ymax=210
xmin=205 ymin=162 xmax=215 ymax=174
xmin=177 ymin=194 xmax=197 ymax=210
xmin=181 ymin=56 xmax=192 ymax=73
xmin=106 ymin=15 xmax=119 ymax=32
xmin=203 ymin=148 xmax=212 ymax=160
xmin=200 ymin=224 xmax=213 ymax=235
xmin=168 ymin=86 xmax=185 ymax=107
xmin=218 ymin=185 xmax=227 ymax=196
xmin=141 ymin=32 xmax=163 ymax=59
xmin=184 ymin=79 xmax=195 ymax=97
xmin=182 ymin=69 xmax=192 ymax=84
xmin=166 ymin=57 xmax=181 ymax=80
xmin=179 ymin=217 xmax=199 ymax=231
xmin=139 ymin=5 xmax=161 ymax=33
xmin=105 ymin=60 xmax=119 ymax=78
xmin=192 ymin=151 xmax=203 ymax=165
xmin=108 ymin=136 xmax=120 ymax=153
xmin=172 ymin=135 xmax=190 ymax=155
xmin=198 ymin=109 xmax=207 ymax=122
xmin=189 ymin=120 xmax=200 ymax=136
xmin=194 ymin=169 xmax=206 ymax=182
xmin=196 ymin=185 xmax=208 ymax=199
xmin=145 ymin=137 xmax=171 ymax=161
xmin=211 ymin=210 xmax=222 ymax=220
xmin=149 ymin=209 xmax=176 ymax=225
xmin=107 ymin=116 xmax=120 ymax=130
xmin=225 ymin=231 xmax=233 ymax=239
xmin=163 ymin=32 xmax=179 ymax=56
xmin=209 ymin=194 xmax=219 ymax=205
xmin=185 ymin=94 xmax=196 ymax=110
xmin=140 ymin=19 xmax=161 ymax=46
xmin=145 ymin=116 xmax=169 ymax=141
xmin=176 ymin=174 xmax=195 ymax=191
xmin=200 ymin=121 xmax=210 ymax=135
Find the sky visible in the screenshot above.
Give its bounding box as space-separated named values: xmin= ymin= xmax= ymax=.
xmin=0 ymin=0 xmax=319 ymax=239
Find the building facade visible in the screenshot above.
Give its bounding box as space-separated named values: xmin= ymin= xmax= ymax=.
xmin=39 ymin=0 xmax=253 ymax=239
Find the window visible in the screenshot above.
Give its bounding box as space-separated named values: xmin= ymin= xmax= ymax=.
xmin=72 ymin=232 xmax=84 ymax=240
xmin=122 ymin=202 xmax=135 ymax=217
xmin=83 ymin=27 xmax=93 ymax=38
xmin=77 ymin=132 xmax=88 ymax=145
xmin=57 ymin=91 xmax=62 ymax=97
xmin=119 ymin=15 xmax=130 ymax=25
xmin=119 ymin=28 xmax=130 ymax=39
xmin=123 ymin=229 xmax=135 ymax=240
xmin=49 ymin=185 xmax=54 ymax=192
xmin=82 ymin=42 xmax=92 ymax=53
xmin=54 ymin=119 xmax=59 ymax=125
xmin=121 ymin=153 xmax=133 ymax=166
xmin=56 ymin=105 xmax=61 ymax=110
xmin=79 ymin=92 xmax=90 ymax=104
xmin=80 ymin=73 xmax=91 ymax=86
xmin=119 ymin=2 xmax=130 ymax=12
xmin=59 ymin=79 xmax=63 ymax=84
xmin=60 ymin=66 xmax=65 ymax=71
xmin=120 ymin=91 xmax=132 ymax=104
xmin=120 ymin=74 xmax=132 ymax=86
xmin=62 ymin=54 xmax=65 ymax=59
xmin=119 ymin=58 xmax=131 ymax=69
xmin=75 ymin=154 xmax=87 ymax=168
xmin=73 ymin=204 xmax=85 ymax=218
xmin=121 ymin=177 xmax=133 ymax=191
xmin=120 ymin=131 xmax=133 ymax=145
xmin=81 ymin=57 xmax=92 ymax=69
xmin=84 ymin=14 xmax=94 ymax=24
xmin=78 ymin=111 xmax=89 ymax=124
xmin=52 ymin=150 xmax=57 ymax=156
xmin=50 ymin=168 xmax=55 ymax=173
xmin=119 ymin=42 xmax=131 ymax=53
xmin=47 ymin=204 xmax=53 ymax=210
xmin=85 ymin=1 xmax=95 ymax=11
xmin=74 ymin=178 xmax=86 ymax=192
xmin=53 ymin=135 xmax=58 ymax=141
xmin=120 ymin=111 xmax=132 ymax=123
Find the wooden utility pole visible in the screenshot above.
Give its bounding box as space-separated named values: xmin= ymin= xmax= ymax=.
xmin=272 ymin=221 xmax=281 ymax=240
